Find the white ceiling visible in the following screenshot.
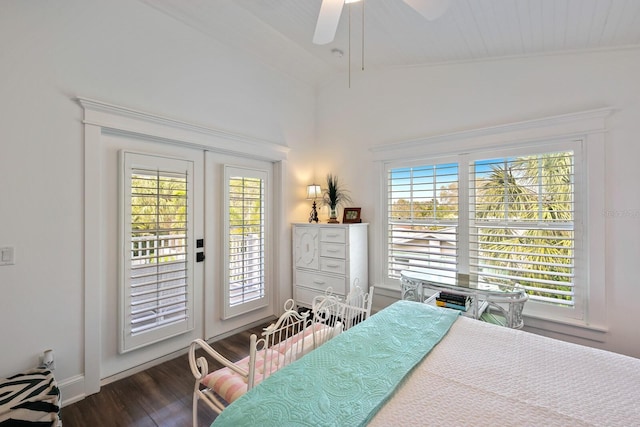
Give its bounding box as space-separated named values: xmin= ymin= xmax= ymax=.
xmin=140 ymin=0 xmax=640 ymax=85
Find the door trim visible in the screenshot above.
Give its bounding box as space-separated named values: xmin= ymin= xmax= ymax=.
xmin=79 ymin=97 xmax=289 ymax=399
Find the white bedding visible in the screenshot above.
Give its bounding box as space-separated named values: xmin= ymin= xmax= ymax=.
xmin=370 ymin=316 xmax=640 ymax=426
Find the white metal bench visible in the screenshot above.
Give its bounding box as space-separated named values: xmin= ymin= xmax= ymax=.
xmin=311 ymin=285 xmax=374 ymax=331
xmin=189 ymin=286 xmax=374 ymax=426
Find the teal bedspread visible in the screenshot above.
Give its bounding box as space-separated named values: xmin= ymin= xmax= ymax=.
xmin=211 ymin=300 xmax=459 ymax=427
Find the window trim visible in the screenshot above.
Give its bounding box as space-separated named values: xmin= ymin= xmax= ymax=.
xmin=372 ymin=108 xmax=610 ymax=331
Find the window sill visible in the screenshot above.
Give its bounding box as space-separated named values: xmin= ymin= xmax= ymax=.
xmin=522 ymin=314 xmax=608 ymax=343
xmin=374 ymin=282 xmax=608 ymax=344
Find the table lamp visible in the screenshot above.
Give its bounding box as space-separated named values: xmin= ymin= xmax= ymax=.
xmin=306 ymin=184 xmax=321 ymax=223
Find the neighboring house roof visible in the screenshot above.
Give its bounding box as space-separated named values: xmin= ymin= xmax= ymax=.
xmin=391 ymin=226 xmax=456 ymax=246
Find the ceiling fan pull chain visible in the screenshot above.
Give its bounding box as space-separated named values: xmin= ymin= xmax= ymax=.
xmin=362 ymin=0 xmax=365 ymax=71
xmin=348 ymin=3 xmax=352 ymax=88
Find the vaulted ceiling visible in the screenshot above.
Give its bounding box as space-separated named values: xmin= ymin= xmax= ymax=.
xmin=140 ymin=0 xmax=640 ymax=85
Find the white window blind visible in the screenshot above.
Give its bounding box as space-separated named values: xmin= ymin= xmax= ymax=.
xmin=377 ymin=110 xmax=608 ymax=328
xmin=120 ymin=152 xmax=194 ymax=353
xmin=469 ymin=151 xmax=575 ymax=306
xmin=224 ymin=166 xmax=267 ymax=318
xmin=386 ymin=150 xmax=577 ymax=309
xmin=387 ymin=163 xmax=459 ymax=285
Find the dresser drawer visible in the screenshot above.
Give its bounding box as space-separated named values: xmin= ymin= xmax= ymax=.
xmin=320 ymin=227 xmax=346 ymax=244
xmin=320 ymin=242 xmax=346 ymax=259
xmin=295 ymin=270 xmax=346 ymax=295
xmin=320 ymin=257 xmax=346 ymax=275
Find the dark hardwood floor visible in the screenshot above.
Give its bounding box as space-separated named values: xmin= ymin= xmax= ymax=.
xmin=62 ymin=323 xmax=269 ymax=427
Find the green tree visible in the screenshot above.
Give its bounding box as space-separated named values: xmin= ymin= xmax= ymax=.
xmin=130 ymin=174 xmax=188 ymax=262
xmin=437 ymin=182 xmax=458 ymax=219
xmin=229 ymin=177 xmax=263 ymax=236
xmin=474 ymin=153 xmax=574 ymax=302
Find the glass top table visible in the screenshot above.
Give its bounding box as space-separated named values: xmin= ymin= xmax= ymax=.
xmin=400 ymin=270 xmax=528 ymax=329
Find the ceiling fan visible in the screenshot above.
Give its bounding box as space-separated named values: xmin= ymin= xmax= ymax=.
xmin=313 ymin=0 xmax=451 ymax=45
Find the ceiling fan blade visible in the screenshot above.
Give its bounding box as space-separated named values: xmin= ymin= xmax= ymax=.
xmin=403 ymin=0 xmax=450 ymax=21
xmin=313 ymin=0 xmax=344 ymax=45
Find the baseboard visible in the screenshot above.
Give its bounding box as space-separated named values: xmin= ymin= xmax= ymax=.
xmin=101 ymin=317 xmax=277 ymax=386
xmin=207 ymin=316 xmax=276 ymax=343
xmin=59 ymin=317 xmax=278 ymax=407
xmin=57 ymin=374 xmax=85 ymax=407
xmin=57 ymin=349 xmax=196 ymax=407
xmin=100 ymin=347 xmax=191 ymax=387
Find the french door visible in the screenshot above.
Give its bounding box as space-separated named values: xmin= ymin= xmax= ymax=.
xmin=100 ymin=135 xmax=205 ymax=378
xmin=81 ymin=98 xmax=286 ymax=397
xmin=97 ymin=134 xmax=276 ymax=381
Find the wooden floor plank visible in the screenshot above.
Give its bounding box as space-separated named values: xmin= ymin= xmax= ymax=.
xmin=61 ymin=323 xmax=269 ymax=427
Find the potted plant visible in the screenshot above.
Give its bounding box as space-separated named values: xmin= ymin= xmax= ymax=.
xmin=323 ymin=174 xmax=352 ymax=223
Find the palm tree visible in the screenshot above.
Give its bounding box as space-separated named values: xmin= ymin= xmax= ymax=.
xmin=474 ymin=153 xmax=574 ymax=303
xmin=130 ymin=174 xmax=188 ymax=263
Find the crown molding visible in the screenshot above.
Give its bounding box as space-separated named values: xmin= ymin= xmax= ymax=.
xmin=77 ymin=97 xmax=289 ymax=161
xmin=370 ymin=107 xmax=614 ymax=161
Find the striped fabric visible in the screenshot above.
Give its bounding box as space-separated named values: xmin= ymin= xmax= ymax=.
xmin=202 ymin=348 xmax=284 ymax=404
xmin=269 ymin=322 xmax=327 ymax=354
xmin=0 ymin=369 xmax=61 ymax=426
xmin=202 ymin=324 xmax=335 ymax=404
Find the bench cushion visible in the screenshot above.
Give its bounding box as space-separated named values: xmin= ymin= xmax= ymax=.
xmin=201 ymin=324 xmax=339 ymax=404
xmin=201 ymin=348 xmax=284 ymax=404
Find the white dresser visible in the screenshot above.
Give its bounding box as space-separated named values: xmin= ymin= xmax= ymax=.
xmin=292 ymin=223 xmax=368 ymax=307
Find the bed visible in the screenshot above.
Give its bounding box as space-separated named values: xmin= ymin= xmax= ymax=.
xmin=211 ymin=299 xmax=640 ymax=427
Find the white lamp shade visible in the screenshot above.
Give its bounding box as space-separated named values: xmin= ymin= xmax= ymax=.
xmin=306 ymin=184 xmax=322 ymax=200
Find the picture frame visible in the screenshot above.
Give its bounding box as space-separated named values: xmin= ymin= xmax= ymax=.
xmin=342 ymin=207 xmax=362 ymax=224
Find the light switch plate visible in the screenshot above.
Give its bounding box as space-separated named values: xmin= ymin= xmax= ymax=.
xmin=0 ymin=247 xmax=15 ymax=265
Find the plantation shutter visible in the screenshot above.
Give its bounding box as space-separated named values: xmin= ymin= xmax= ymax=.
xmin=469 ymin=151 xmax=575 ymax=306
xmin=387 ymin=162 xmax=459 ymax=285
xmin=121 ymin=152 xmax=194 ymax=353
xmin=224 ymin=166 xmax=267 ymax=318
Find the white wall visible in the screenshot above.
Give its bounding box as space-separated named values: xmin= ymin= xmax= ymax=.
xmin=2 ymin=0 xmax=639 ymax=406
xmin=312 ymin=48 xmax=640 ymax=358
xmin=0 ymin=0 xmax=315 ymax=397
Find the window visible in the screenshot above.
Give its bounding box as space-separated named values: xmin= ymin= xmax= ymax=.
xmin=388 ymin=162 xmax=459 ymax=285
xmin=469 ymin=150 xmax=575 ymax=307
xmin=223 ymin=166 xmax=268 ymax=318
xmin=120 ymin=152 xmax=194 ymax=353
xmin=384 ymin=139 xmax=593 ymax=325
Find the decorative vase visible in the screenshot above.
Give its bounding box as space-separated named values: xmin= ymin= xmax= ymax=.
xmin=328 ymin=206 xmax=339 ymax=223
